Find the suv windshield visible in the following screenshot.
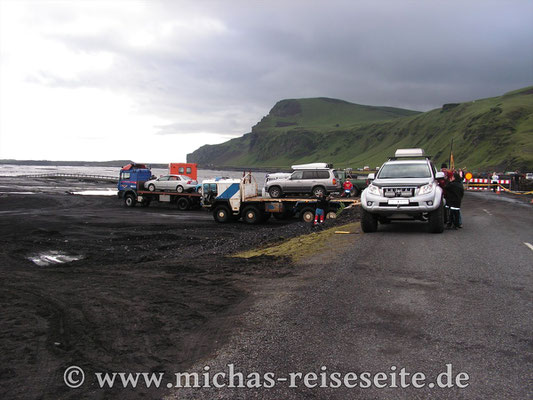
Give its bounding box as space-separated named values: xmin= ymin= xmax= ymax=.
xmin=378 ymin=163 xmax=431 ymax=179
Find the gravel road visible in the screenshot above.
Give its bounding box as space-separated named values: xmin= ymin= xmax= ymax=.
xmin=167 ymin=192 xmax=532 ymax=400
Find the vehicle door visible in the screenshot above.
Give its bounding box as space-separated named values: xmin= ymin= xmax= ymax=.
xmin=302 ymin=170 xmax=318 ymax=192
xmin=157 ymin=175 xmax=170 ymax=190
xmin=285 ymin=171 xmax=304 ymax=193
xmin=168 ymin=175 xmax=180 ymax=190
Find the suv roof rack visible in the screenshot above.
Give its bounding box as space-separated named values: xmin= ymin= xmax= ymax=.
xmin=388 ymin=148 xmax=431 ymax=160
xmin=291 ymin=163 xmax=333 ymax=170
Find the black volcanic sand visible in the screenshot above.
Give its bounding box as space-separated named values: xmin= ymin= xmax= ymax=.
xmin=0 ymin=189 xmax=360 ymax=400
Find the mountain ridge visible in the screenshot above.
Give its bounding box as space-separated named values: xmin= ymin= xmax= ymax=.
xmin=187 ymin=87 xmax=533 ymax=171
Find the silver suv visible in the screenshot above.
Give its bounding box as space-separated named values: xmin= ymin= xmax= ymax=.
xmin=265 ymin=164 xmax=341 ymax=198
xmin=361 ymin=149 xmax=445 ymax=233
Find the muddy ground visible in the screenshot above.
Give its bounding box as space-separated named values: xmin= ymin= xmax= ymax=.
xmin=0 ymin=177 xmax=359 ymax=400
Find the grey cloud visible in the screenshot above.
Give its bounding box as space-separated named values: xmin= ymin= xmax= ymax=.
xmin=27 ymin=0 xmax=533 ymax=135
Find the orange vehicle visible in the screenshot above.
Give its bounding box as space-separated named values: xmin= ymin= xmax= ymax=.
xmin=168 ymin=163 xmax=198 ymax=180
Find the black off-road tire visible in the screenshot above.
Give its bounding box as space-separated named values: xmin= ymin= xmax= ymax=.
xmin=428 ymin=202 xmax=445 ymax=233
xmin=300 ymin=207 xmax=316 ymax=223
xmin=242 ymin=206 xmax=262 ymax=224
xmin=177 ymin=197 xmax=190 ymax=211
xmin=213 ymin=205 xmax=231 ymax=223
xmin=268 ymin=186 xmax=283 ymax=198
xmin=124 ymin=193 xmax=137 ymax=207
xmin=361 ymin=209 xmax=378 ymax=232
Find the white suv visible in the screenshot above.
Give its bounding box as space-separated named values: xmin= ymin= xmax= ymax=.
xmin=361 ymin=149 xmax=445 ymax=233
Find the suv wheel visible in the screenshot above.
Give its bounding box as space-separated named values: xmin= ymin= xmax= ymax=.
xmin=361 ymin=209 xmax=378 ymax=232
xmin=312 ymin=186 xmax=326 ymax=197
xmin=428 ymin=202 xmax=445 ymax=233
xmin=268 ymin=186 xmax=283 ymax=198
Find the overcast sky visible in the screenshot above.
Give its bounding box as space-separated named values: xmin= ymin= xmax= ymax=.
xmin=0 ymin=0 xmax=532 ymax=163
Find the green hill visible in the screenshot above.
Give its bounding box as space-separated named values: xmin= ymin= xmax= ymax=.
xmin=187 ymin=87 xmax=533 ymax=171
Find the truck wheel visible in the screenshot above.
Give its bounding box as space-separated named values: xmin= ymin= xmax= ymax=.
xmin=124 ymin=193 xmax=137 ymax=207
xmin=242 ymin=206 xmax=262 ymax=224
xmin=326 ymin=211 xmax=337 ymax=219
xmin=213 ymin=206 xmax=231 ymax=223
xmin=176 ymin=185 xmax=184 ymax=193
xmin=428 ymin=203 xmax=445 ymax=233
xmin=312 ymin=186 xmax=326 ymax=197
xmin=148 ymin=184 xmax=156 ymax=192
xmin=177 ymin=197 xmax=189 ymax=211
xmin=361 ymin=209 xmax=378 ymax=232
xmin=268 ymin=186 xmax=283 ymax=198
xmin=300 ymin=207 xmax=315 ymax=223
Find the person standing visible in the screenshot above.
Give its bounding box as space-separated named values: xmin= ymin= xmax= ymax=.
xmin=314 ymin=193 xmax=329 ymax=226
xmin=491 ymin=171 xmax=499 ymax=192
xmin=445 ymin=172 xmax=464 ymax=229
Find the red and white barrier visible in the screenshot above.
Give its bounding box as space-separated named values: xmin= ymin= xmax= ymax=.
xmin=465 ymin=178 xmax=511 ymax=192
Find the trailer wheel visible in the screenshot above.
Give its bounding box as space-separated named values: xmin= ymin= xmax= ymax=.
xmin=213 ymin=206 xmax=231 ymax=223
xmin=148 ymin=184 xmax=156 ymax=192
xmin=124 ymin=193 xmax=137 ymax=207
xmin=300 ymin=207 xmax=315 ymax=223
xmin=176 ymin=185 xmax=184 ymax=193
xmin=177 ymin=197 xmax=190 ymax=211
xmin=326 ymin=211 xmax=337 ymax=219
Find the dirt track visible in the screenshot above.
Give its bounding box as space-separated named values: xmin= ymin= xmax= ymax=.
xmin=0 ymin=181 xmax=359 ymax=400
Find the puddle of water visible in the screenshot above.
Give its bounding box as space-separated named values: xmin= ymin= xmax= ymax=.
xmin=28 ymin=251 xmax=84 ymax=266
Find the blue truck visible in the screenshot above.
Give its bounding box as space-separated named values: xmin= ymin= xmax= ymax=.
xmin=117 ymin=163 xmax=201 ymax=210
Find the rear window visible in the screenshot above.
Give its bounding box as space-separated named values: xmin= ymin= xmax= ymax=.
xmin=316 ymin=171 xmax=330 ymax=179
xmin=378 ymin=163 xmax=431 ymax=179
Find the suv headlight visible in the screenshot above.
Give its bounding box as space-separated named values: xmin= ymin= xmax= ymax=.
xmin=418 ymin=183 xmax=435 ymax=195
xmin=367 ymin=184 xmax=380 ymax=196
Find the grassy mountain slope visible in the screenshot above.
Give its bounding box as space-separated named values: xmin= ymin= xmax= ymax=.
xmin=188 ymin=87 xmax=533 ymax=171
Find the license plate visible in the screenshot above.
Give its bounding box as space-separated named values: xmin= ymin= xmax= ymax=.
xmin=388 ymin=199 xmax=409 ymax=205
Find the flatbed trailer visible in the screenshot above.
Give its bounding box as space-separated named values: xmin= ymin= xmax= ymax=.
xmin=201 ymin=175 xmax=360 ymax=224
xmin=120 ymin=188 xmax=201 ymax=210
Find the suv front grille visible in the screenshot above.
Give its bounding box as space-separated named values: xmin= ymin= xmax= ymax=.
xmin=382 ymin=187 xmax=416 ymax=198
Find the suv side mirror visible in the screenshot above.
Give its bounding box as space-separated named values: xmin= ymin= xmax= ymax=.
xmin=435 ymin=172 xmax=445 ymax=179
xmin=367 ymin=173 xmax=375 ymax=180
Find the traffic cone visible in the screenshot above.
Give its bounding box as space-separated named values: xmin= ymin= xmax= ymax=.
xmin=496 ymin=183 xmax=501 ymax=194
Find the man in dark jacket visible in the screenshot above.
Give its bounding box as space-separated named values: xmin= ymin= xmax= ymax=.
xmin=445 ymin=172 xmax=464 ymax=229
